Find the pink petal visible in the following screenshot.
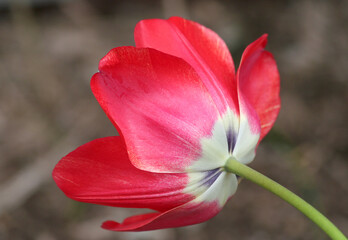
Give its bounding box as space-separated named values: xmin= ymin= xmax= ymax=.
xmin=91 ymin=47 xmax=220 ymax=173
xmin=232 ymin=92 xmax=261 ymax=164
xmin=102 ymin=199 xmax=221 ymax=231
xmin=134 ymin=16 xmax=238 ymax=115
xmin=52 ymin=136 xmax=193 ymax=211
xmin=237 ymin=34 xmax=280 ymax=141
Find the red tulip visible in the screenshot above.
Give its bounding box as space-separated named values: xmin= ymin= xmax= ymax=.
xmin=53 ymin=17 xmax=280 ymax=231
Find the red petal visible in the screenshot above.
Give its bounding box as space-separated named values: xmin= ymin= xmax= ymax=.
xmin=91 ymin=47 xmax=220 ymax=173
xmin=237 ymin=34 xmax=280 ymax=140
xmin=52 ymin=137 xmax=193 ymax=211
xmin=101 ymin=199 xmax=221 ymax=231
xmin=135 ymin=17 xmax=238 ymax=115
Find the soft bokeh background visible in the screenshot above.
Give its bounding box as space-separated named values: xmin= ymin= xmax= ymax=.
xmin=0 ymin=0 xmax=347 ymax=239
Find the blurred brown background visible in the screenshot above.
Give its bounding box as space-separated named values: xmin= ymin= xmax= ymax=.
xmin=0 ymin=0 xmax=347 ymax=239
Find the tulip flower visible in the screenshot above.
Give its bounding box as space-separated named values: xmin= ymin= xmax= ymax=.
xmin=53 ymin=17 xmax=347 ymax=239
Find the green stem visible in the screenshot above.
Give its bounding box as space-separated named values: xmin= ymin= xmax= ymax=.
xmin=224 ymin=157 xmax=347 ymax=240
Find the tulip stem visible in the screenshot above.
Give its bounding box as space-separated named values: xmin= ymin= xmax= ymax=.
xmin=224 ymin=157 xmax=347 ymax=240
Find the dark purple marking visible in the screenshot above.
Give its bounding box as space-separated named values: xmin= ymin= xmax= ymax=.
xmin=203 ymin=168 xmax=221 ymax=186
xmin=227 ymin=129 xmax=236 ymax=153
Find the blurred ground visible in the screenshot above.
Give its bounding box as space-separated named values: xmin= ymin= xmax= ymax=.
xmin=0 ymin=0 xmax=347 ymax=239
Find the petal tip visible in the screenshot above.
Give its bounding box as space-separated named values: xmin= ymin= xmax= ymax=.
xmin=258 ymin=34 xmax=268 ymax=48
xmin=102 ymin=220 xmax=121 ymax=230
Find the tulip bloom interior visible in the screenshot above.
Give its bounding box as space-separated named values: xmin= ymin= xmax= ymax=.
xmin=53 ymin=17 xmax=280 ymax=231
